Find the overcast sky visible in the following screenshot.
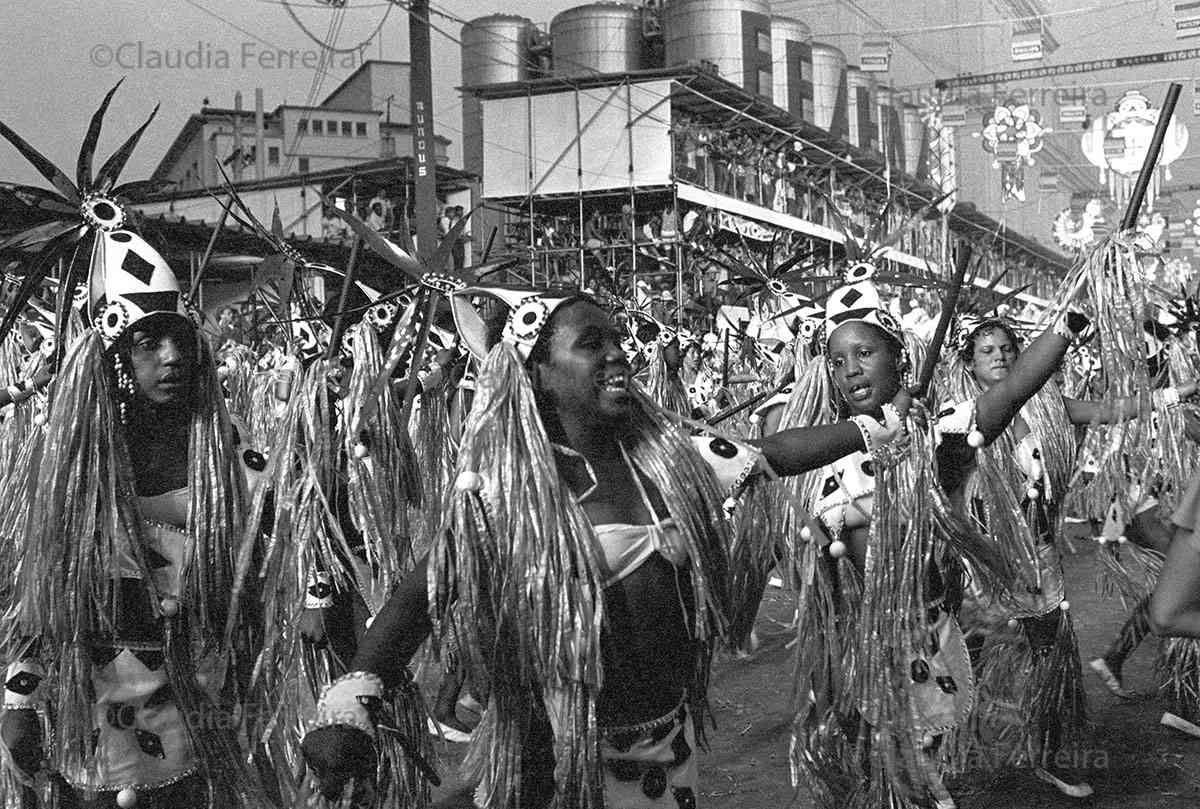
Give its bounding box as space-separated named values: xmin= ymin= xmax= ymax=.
xmin=1 ymin=2 xmax=1191 ymax=196
xmin=0 ymin=0 xmax=616 ymax=187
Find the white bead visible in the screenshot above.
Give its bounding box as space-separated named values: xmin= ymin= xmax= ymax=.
xmin=216 ymin=364 xmax=230 ymax=380
xmin=159 ymin=598 xmax=180 ymax=618
xmin=1006 ymin=618 xmax=1020 ymax=629
xmin=116 ymin=788 xmax=137 ymax=808
xmin=748 ymin=413 xmax=761 ymax=425
xmin=1060 ymin=600 xmax=1070 ymax=611
xmin=1097 ymin=536 xmax=1108 ymax=545
xmin=353 ymin=442 xmax=369 ymax=459
xmin=966 ymin=430 xmax=985 ymax=448
xmin=800 ymin=525 xmax=813 ymax=541
xmin=1117 ymin=534 xmax=1128 ymax=544
xmin=722 ymin=496 xmax=738 ymax=514
xmin=365 ymin=615 xmax=375 ymax=629
xmin=828 ymin=539 xmax=847 ymax=558
xmin=32 ymin=412 xmax=46 ymax=426
xmin=1026 ymin=487 xmax=1040 ymax=501
xmin=455 ymin=470 xmax=484 ymax=493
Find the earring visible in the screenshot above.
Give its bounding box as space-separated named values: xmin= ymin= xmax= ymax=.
xmin=112 ymin=354 xmax=135 ymax=424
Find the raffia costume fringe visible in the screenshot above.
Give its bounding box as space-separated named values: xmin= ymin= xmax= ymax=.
xmin=643 ymin=344 xmax=691 ymax=417
xmin=341 ymin=321 xmax=423 ymax=608
xmin=1157 ymin=637 xmax=1200 ymax=723
xmin=430 ymin=342 xmax=732 ymax=809
xmin=0 ymin=330 xmax=270 ymax=807
xmin=777 ymin=347 xmax=1011 ymax=809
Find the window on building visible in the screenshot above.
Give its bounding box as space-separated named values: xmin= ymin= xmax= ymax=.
xmin=297 ymin=119 xmax=308 ymax=134
xmin=341 ymin=121 xmax=353 ymax=136
xmin=757 ymin=68 xmax=771 ymax=96
xmin=312 ymin=120 xmax=323 ymax=135
xmin=328 ymin=120 xmax=339 ymax=135
xmin=355 ymin=121 xmax=367 ymax=137
xmin=268 ymin=146 xmax=280 ymax=165
xmin=298 ymin=157 xmax=310 ymax=173
xmin=756 ymin=30 xmax=770 ymax=54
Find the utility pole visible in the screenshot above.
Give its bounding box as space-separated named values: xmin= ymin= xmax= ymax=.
xmin=408 ymin=0 xmax=439 ymax=266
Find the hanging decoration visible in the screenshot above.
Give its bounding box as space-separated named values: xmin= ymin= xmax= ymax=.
xmin=1080 ymin=90 xmax=1189 ymax=211
xmin=977 ymin=102 xmax=1049 ymax=202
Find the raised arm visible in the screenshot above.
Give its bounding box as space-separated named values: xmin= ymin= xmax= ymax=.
xmin=973 ymin=315 xmax=1083 ymax=442
xmin=350 ymin=554 xmax=433 ymax=687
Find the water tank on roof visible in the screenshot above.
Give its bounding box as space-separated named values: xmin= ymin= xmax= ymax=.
xmin=461 ymin=15 xmax=538 ymax=87
xmin=551 ymin=4 xmax=644 ymax=77
xmin=876 ymin=85 xmax=904 ymax=166
xmin=900 ymin=102 xmax=926 ymax=176
xmin=845 ymin=66 xmax=877 ymax=151
xmin=770 ymin=16 xmax=813 ymax=124
xmin=663 ymin=0 xmax=773 ymax=98
xmin=810 ymin=43 xmax=847 ymax=137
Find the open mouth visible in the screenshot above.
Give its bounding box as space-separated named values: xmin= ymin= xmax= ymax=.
xmin=598 ymin=371 xmax=629 ymax=393
xmin=847 ymin=383 xmax=872 ymax=401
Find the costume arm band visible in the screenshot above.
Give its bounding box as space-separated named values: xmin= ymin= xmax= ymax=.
xmin=3 ymin=660 xmax=46 ymax=709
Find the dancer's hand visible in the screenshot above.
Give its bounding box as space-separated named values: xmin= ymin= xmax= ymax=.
xmin=301 ymin=725 xmax=376 ymax=800
xmin=0 ymin=708 xmax=42 ymax=777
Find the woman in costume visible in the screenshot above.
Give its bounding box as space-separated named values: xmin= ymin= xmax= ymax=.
xmin=0 ymin=85 xmax=267 ymax=809
xmin=777 ymin=258 xmax=1086 ymax=809
xmin=296 ymin=278 xmax=928 ymax=809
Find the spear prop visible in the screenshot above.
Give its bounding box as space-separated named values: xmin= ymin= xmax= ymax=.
xmin=911 ymin=244 xmax=972 ymax=399
xmin=1120 ymin=82 xmax=1182 ymax=231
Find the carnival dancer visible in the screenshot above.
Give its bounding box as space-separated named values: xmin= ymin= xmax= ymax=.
xmin=0 ymin=85 xmax=269 ymax=809
xmin=778 ymin=261 xmax=1087 ymax=809
xmin=296 ymin=281 xmax=921 ymax=809
xmin=940 ymin=315 xmax=1190 ymax=797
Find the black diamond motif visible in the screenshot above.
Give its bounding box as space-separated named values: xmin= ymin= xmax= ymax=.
xmin=4 ymin=671 xmax=41 ymax=695
xmin=936 ymin=675 xmax=958 ymax=694
xmin=838 ymin=288 xmax=864 ymax=308
xmin=122 ymin=291 xmax=179 ymax=316
xmin=121 ymin=249 xmax=158 ymax=286
xmin=135 ymin=729 xmax=166 ymax=759
xmin=928 ymin=629 xmax=941 ymax=656
xmin=821 ymin=475 xmax=840 ymax=498
xmin=642 ymin=765 xmax=667 ymax=799
xmin=309 ymin=581 xmax=333 ymax=600
xmin=673 ymin=787 xmax=697 ymax=809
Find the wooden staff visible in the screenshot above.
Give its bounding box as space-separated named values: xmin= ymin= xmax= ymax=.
xmin=1120 ymin=82 xmax=1181 ymax=231
xmin=912 ymin=244 xmax=972 ymax=399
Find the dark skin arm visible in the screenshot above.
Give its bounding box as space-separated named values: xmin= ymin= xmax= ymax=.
xmin=750 ymin=420 xmax=867 ymax=476
xmin=348 ymin=554 xmax=433 ymax=687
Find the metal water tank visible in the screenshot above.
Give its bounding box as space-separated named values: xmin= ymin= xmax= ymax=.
xmin=770 ymin=16 xmax=813 ymax=123
xmin=810 ymin=42 xmax=847 ymax=136
xmin=875 ymin=85 xmax=903 ymax=166
xmin=900 ymin=102 xmax=926 ymax=176
xmin=845 ymin=66 xmax=877 ymax=151
xmin=663 ymin=0 xmax=773 ymax=98
xmin=551 ymin=4 xmax=643 ymax=77
xmin=461 ymin=15 xmax=537 ymax=87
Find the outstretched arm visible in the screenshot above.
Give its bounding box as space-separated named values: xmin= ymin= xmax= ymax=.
xmin=751 ymin=421 xmax=866 ymax=476
xmin=973 ymin=317 xmax=1081 ymax=441
xmin=1150 ymin=528 xmax=1200 ymax=637
xmin=1065 ymin=381 xmax=1196 ymax=425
